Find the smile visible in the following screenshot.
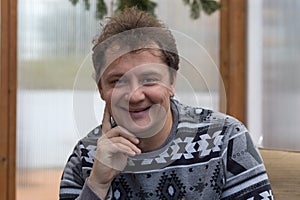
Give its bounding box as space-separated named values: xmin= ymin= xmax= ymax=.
xmin=129 ymin=106 xmax=151 ymax=113
xmin=128 ymin=106 xmax=151 ymax=119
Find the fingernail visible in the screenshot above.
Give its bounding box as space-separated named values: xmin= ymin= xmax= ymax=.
xmin=131 ymin=152 xmax=136 ymax=156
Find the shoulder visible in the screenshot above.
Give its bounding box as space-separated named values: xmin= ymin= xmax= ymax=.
xmin=172 ymin=98 xmax=244 ymax=132
xmin=69 ymin=125 xmax=102 ymax=169
xmin=60 ymin=126 xmax=102 ymax=199
xmin=62 ymin=126 xmax=102 ymax=179
xmin=172 ymin=98 xmax=252 ymax=149
xmin=78 ymin=125 xmax=102 ymax=147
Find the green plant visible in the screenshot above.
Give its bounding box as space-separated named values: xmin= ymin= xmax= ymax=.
xmin=68 ymin=0 xmax=221 ymax=20
xmin=116 ymin=0 xmax=157 ymax=16
xmin=183 ymin=0 xmax=221 ymax=19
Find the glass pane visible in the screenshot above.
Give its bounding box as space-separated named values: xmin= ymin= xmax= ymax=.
xmin=17 ymin=0 xmax=219 ymax=199
xmin=157 ymin=0 xmax=220 ymax=109
xmin=17 ymin=0 xmax=99 ymax=199
xmin=248 ymin=0 xmax=300 ymax=151
xmin=262 ymin=0 xmax=300 ymax=150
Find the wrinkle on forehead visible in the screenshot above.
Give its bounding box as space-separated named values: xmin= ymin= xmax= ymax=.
xmin=101 ymin=46 xmax=164 ymax=77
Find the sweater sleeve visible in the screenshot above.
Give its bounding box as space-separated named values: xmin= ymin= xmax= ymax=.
xmin=76 ymin=182 xmax=113 ymax=200
xmin=59 ymin=133 xmax=112 ymax=200
xmin=59 ymin=141 xmax=86 ymax=199
xmin=220 ymin=122 xmax=273 ymax=200
xmin=76 ymin=181 xmax=101 ymax=200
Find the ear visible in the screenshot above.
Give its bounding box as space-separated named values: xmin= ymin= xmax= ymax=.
xmin=169 ymin=73 xmax=177 ymax=97
xmin=97 ymin=83 xmax=106 ymax=100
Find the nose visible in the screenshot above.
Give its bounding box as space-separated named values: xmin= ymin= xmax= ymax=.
xmin=125 ymin=82 xmax=145 ymax=103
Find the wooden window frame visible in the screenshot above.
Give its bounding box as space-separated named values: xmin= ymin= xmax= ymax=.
xmin=219 ymin=0 xmax=247 ymax=124
xmin=0 ymin=0 xmax=17 ymax=199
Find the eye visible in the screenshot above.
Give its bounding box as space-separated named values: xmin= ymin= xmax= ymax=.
xmin=141 ymin=77 xmax=158 ymax=85
xmin=110 ymin=78 xmax=129 ymax=87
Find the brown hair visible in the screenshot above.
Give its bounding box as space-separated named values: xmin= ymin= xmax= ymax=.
xmin=92 ymin=7 xmax=179 ymax=84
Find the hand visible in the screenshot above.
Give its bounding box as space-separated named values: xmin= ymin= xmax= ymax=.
xmin=87 ymin=105 xmax=141 ymax=198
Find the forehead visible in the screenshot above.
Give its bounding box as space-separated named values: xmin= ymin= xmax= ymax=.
xmin=101 ymin=50 xmax=167 ymax=76
xmin=117 ymin=50 xmax=163 ymax=64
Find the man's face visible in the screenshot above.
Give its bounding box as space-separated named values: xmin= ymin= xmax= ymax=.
xmin=99 ymin=50 xmax=176 ymax=138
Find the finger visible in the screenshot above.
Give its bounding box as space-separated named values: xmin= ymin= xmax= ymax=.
xmin=104 ymin=126 xmax=139 ymax=145
xmin=95 ymin=144 xmax=130 ymax=171
xmin=102 ymin=104 xmax=112 ymax=133
xmin=99 ymin=134 xmax=141 ymax=154
xmin=111 ymin=143 xmax=138 ymax=156
xmin=98 ymin=139 xmax=138 ymax=158
xmin=109 ymin=137 xmax=141 ymax=154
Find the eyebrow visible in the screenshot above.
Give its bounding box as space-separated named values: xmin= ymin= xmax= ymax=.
xmin=105 ymin=72 xmax=124 ymax=79
xmin=139 ymin=71 xmax=164 ymax=78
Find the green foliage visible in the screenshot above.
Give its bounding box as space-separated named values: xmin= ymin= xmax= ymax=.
xmin=200 ymin=0 xmax=221 ymax=15
xmin=116 ymin=0 xmax=157 ymax=16
xmin=191 ymin=0 xmax=201 ymax=19
xmin=182 ymin=0 xmax=190 ymax=5
xmin=68 ymin=0 xmax=221 ymax=20
xmin=184 ymin=0 xmax=221 ymax=19
xmin=95 ymin=0 xmax=107 ymax=20
xmin=69 ymin=0 xmax=79 ymax=5
xmin=83 ymin=0 xmax=90 ymax=10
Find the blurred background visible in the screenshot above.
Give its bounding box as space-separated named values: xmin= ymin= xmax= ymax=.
xmin=10 ymin=0 xmax=300 ymax=199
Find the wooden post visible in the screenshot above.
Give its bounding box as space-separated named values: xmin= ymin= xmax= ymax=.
xmin=219 ymin=0 xmax=247 ymax=123
xmin=0 ymin=0 xmax=17 ymax=199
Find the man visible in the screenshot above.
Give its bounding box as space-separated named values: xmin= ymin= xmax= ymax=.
xmin=60 ymin=7 xmax=273 ymax=200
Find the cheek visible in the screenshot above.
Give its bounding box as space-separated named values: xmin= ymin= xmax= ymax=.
xmin=103 ymin=89 xmax=124 ymax=115
xmin=103 ymin=87 xmax=123 ymax=99
xmin=146 ymin=86 xmax=172 ymax=103
xmin=109 ymin=88 xmax=127 ymax=105
xmin=101 ymin=88 xmax=112 ymax=102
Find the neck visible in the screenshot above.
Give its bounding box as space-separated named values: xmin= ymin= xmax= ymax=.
xmin=137 ymin=108 xmax=173 ymax=153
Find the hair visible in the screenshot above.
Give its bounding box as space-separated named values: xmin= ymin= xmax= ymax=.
xmin=92 ymin=7 xmax=179 ymax=84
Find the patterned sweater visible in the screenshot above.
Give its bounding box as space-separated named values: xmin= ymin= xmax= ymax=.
xmin=60 ymin=99 xmax=273 ymax=200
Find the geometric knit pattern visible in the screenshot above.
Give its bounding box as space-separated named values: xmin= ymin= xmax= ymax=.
xmin=59 ymin=99 xmax=273 ymax=200
xmin=155 ymin=171 xmax=186 ymax=199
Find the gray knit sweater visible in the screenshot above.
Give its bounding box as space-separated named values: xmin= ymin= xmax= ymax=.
xmin=60 ymin=99 xmax=273 ymax=200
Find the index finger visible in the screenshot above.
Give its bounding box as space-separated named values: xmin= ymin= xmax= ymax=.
xmin=102 ymin=104 xmax=112 ymax=133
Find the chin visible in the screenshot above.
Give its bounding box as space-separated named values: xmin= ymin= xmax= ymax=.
xmin=124 ymin=120 xmax=166 ymax=139
xmin=114 ymin=105 xmax=168 ymax=138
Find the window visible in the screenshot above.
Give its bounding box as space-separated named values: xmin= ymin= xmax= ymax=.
xmin=16 ymin=1 xmax=220 ymax=199
xmin=247 ymin=0 xmax=300 ymax=150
